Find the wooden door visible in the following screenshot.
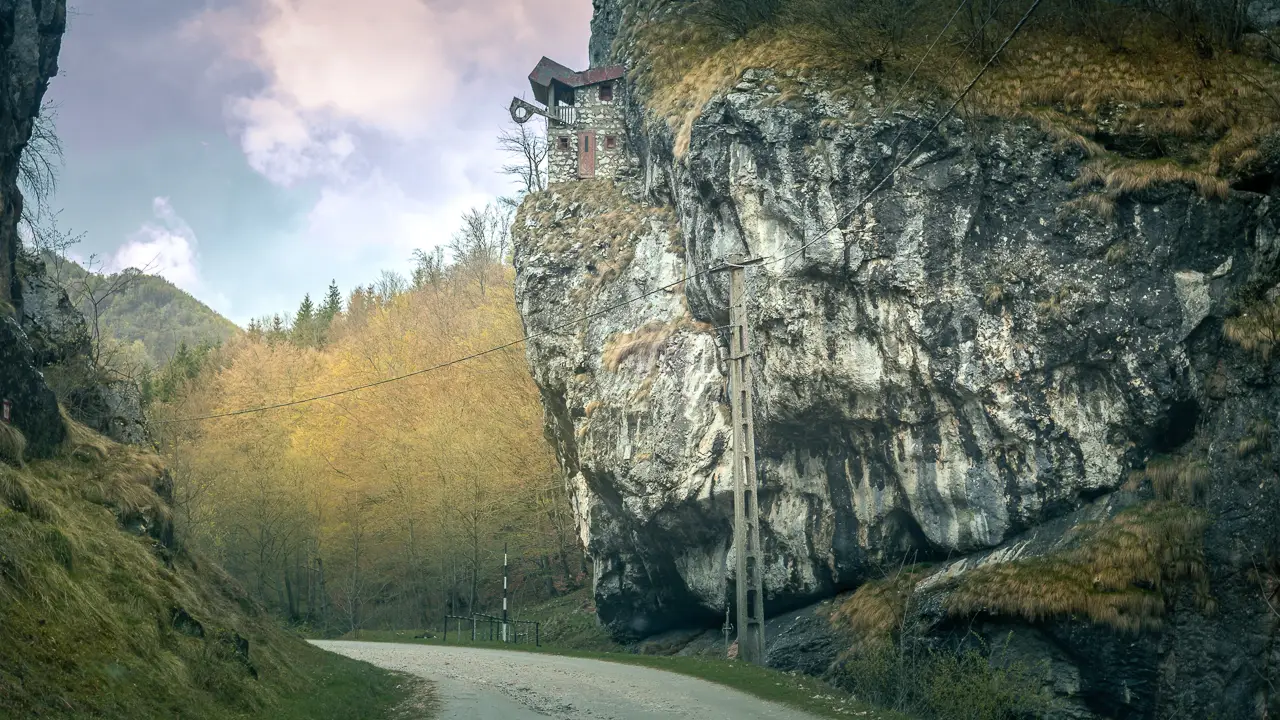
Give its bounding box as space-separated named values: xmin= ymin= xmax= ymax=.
xmin=578 ymin=130 xmax=596 ymax=179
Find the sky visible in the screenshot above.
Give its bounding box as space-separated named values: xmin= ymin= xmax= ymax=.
xmin=45 ymin=0 xmax=591 ymax=325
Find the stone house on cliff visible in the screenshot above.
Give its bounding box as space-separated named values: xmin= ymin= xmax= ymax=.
xmin=510 ymin=57 xmax=627 ymax=185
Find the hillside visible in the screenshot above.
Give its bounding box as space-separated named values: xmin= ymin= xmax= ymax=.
xmin=0 ymin=412 xmax=429 ymax=718
xmin=47 ymin=254 xmax=240 ymax=366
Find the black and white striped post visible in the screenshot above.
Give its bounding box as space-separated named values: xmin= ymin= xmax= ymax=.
xmin=502 ymin=543 xmax=509 ymax=642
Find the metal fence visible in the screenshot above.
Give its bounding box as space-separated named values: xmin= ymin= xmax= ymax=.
xmin=442 ymin=613 xmax=540 ymax=647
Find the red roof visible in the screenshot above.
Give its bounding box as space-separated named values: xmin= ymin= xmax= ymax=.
xmin=528 ymin=57 xmax=625 ymax=105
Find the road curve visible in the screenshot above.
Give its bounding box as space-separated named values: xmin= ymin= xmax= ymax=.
xmin=312 ymin=640 xmax=826 ymax=720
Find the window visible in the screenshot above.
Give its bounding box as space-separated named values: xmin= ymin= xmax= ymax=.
xmin=582 ymin=135 xmax=589 ymax=152
xmin=558 ymin=137 xmax=570 ymax=151
xmin=605 ymin=136 xmax=617 ymax=149
xmin=599 ymin=83 xmax=613 ymax=102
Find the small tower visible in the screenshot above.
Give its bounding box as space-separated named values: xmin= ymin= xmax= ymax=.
xmin=510 ymin=57 xmax=627 ymax=185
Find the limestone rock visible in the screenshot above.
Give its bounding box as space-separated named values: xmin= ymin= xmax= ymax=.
xmin=0 ymin=0 xmax=67 ymax=456
xmin=516 ymin=3 xmax=1280 ymax=716
xmin=0 ymin=315 xmax=64 ymax=455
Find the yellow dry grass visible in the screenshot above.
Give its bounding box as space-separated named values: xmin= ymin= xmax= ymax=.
xmin=1236 ymin=418 xmax=1273 ymax=459
xmin=947 ymin=502 xmax=1210 ymax=633
xmin=1133 ymin=455 xmax=1211 ymax=503
xmin=628 ymin=4 xmax=1279 ymax=199
xmin=0 ymin=422 xmax=27 ymax=467
xmin=602 ymin=316 xmax=712 ymax=372
xmin=630 ymin=17 xmax=867 ymax=157
xmin=831 ymin=566 xmax=934 ymax=645
xmin=1224 ymin=298 xmax=1280 ymax=361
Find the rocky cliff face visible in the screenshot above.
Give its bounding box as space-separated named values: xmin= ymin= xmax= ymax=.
xmin=516 ymin=3 xmax=1280 ymax=717
xmin=0 ymin=0 xmax=68 ymax=456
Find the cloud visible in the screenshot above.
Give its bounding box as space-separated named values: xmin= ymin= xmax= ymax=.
xmin=188 ymin=0 xmax=590 ymax=186
xmin=109 ymin=198 xmax=232 ymax=315
xmin=171 ymin=0 xmax=591 ymax=321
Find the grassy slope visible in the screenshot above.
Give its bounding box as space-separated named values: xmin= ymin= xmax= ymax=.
xmin=342 ymin=588 xmax=899 ymax=719
xmin=51 ymin=256 xmax=240 ymax=366
xmin=0 ymin=416 xmax=427 ymax=720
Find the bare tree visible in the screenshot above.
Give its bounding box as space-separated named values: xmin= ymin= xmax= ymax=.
xmin=18 ymin=99 xmax=63 ymax=242
xmin=448 ymin=204 xmax=511 ymax=297
xmin=411 ymin=246 xmax=447 ymax=290
xmin=498 ymin=111 xmax=548 ymax=197
xmin=374 ymin=270 xmax=408 ymax=304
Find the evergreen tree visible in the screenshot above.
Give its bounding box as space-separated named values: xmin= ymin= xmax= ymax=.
xmin=294 ymin=294 xmax=316 ymax=347
xmin=321 ymin=280 xmax=342 ymax=322
xmin=268 ymin=314 xmax=286 ymax=345
xmin=296 ymin=294 xmax=315 ymax=325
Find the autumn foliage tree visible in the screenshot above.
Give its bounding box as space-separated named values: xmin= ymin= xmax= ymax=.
xmin=150 ymin=232 xmax=583 ymax=634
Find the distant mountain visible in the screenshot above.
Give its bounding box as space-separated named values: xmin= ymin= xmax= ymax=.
xmin=48 ymin=255 xmax=240 ymax=367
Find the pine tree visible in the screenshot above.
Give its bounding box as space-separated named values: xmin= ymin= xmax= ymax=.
xmin=297 ymin=294 xmax=315 ymax=325
xmin=321 ymin=280 xmax=342 ymax=322
xmin=294 ymin=294 xmax=317 ymax=347
xmin=268 ymin=314 xmax=286 ymax=345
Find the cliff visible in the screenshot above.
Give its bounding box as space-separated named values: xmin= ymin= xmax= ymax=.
xmin=516 ymin=1 xmax=1280 ymax=717
xmin=0 ymin=0 xmax=68 ymax=456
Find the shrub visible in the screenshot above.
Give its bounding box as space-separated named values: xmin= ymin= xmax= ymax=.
xmin=832 ymin=633 xmax=1053 ymax=720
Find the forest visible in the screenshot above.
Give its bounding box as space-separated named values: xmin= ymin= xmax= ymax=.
xmin=145 ymin=200 xmax=583 ymax=636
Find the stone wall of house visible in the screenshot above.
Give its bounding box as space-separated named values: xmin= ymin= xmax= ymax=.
xmin=548 ymin=79 xmax=629 ymax=185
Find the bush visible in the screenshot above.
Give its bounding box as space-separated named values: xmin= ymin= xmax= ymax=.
xmin=831 ymin=633 xmax=1054 ymax=720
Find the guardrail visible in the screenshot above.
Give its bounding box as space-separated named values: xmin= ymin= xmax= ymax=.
xmin=442 ymin=613 xmax=540 ymax=647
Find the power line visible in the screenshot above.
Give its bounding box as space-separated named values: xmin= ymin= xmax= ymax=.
xmin=158 ymin=0 xmax=1043 ymax=424
xmin=769 ymin=0 xmax=1044 ymax=270
xmin=153 ymin=268 xmax=718 ymax=423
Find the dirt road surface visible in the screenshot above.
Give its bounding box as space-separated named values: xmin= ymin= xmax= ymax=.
xmin=312 ymin=640 xmax=827 ymax=720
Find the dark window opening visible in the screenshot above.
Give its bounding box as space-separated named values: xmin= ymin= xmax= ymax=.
xmin=582 ymin=136 xmax=589 ymax=152
xmin=605 ymin=136 xmax=617 ymax=149
xmin=558 ymin=137 xmax=570 ymax=151
xmin=599 ymin=83 xmax=613 ymax=102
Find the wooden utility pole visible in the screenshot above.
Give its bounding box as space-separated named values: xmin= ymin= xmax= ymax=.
xmin=726 ymin=254 xmax=766 ymax=665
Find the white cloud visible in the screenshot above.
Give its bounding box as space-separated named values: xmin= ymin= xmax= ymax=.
xmin=109 ymin=198 xmax=232 ymax=316
xmin=188 ymin=0 xmax=590 ymax=187
xmin=173 ymin=0 xmax=591 ymax=321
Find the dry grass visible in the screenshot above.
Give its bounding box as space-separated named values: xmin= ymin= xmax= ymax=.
xmin=629 ymin=15 xmax=868 ymax=156
xmin=947 ymin=502 xmax=1210 ymax=633
xmin=627 ymin=1 xmax=1279 ymax=202
xmin=1132 ymin=455 xmax=1211 ymax=504
xmin=1035 ymin=285 xmax=1076 ymax=322
xmin=1236 ymin=418 xmax=1273 ymax=460
xmin=1224 ymin=298 xmax=1280 ymax=362
xmin=0 ymin=422 xmax=27 ymax=467
xmin=983 ymin=283 xmax=1004 ymax=308
xmin=0 ymin=416 xmax=396 ymax=719
xmin=831 ymin=566 xmax=934 ymax=645
xmin=584 ymin=400 xmax=602 ymax=417
xmin=602 ymin=316 xmax=712 ymax=372
xmin=1105 ymin=243 xmax=1130 ymax=265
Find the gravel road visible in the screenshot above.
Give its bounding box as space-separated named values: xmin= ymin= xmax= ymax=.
xmin=312 ymin=640 xmax=826 ymax=720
